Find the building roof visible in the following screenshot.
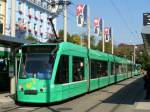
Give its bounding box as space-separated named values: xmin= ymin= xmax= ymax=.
xmin=0 ymin=35 xmax=32 ymax=48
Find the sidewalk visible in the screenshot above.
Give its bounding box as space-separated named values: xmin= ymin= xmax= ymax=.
xmin=0 ymin=93 xmax=15 ymax=108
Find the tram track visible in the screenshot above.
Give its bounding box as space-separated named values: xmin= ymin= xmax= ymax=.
xmin=0 ymin=76 xmax=142 ymax=112
xmin=1 ymin=105 xmax=42 ymax=112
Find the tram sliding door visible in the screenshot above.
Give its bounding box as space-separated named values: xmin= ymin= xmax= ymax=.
xmin=69 ymin=56 xmax=87 ymax=97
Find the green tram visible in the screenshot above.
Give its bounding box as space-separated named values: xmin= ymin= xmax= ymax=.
xmin=16 ymin=42 xmax=140 ymax=103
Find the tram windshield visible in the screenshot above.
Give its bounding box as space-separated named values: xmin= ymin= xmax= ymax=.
xmin=20 ymin=53 xmax=55 ymax=79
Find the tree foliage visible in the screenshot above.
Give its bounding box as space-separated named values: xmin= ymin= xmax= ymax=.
xmin=114 ymin=43 xmax=133 ymax=59
xmin=26 ymin=34 xmax=37 ymax=42
xmin=70 ymin=34 xmax=81 ymax=44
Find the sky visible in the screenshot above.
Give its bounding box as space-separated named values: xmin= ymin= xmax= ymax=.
xmin=57 ymin=0 xmax=150 ymax=45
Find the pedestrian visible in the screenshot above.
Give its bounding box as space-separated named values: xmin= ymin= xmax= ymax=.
xmin=143 ymin=69 xmax=150 ymax=100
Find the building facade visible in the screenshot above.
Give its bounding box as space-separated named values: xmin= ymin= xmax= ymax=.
xmin=5 ymin=0 xmax=57 ymax=42
xmin=0 ymin=0 xmax=6 ymax=34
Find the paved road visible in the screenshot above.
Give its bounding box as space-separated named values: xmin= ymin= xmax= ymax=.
xmin=1 ymin=76 xmax=149 ymax=112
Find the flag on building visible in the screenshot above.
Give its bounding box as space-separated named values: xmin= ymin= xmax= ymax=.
xmin=76 ymin=4 xmax=87 ymax=27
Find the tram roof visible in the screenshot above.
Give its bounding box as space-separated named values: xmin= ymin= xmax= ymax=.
xmin=21 ymin=42 xmax=133 ymax=64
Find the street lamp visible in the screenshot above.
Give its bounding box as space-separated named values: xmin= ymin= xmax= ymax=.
xmin=46 ymin=0 xmax=71 ymax=42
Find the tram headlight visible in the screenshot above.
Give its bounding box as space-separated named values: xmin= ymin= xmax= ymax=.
xmin=40 ymin=88 xmax=43 ymax=92
xmin=19 ymin=85 xmax=24 ymax=91
xmin=21 ymin=88 xmax=24 ymax=91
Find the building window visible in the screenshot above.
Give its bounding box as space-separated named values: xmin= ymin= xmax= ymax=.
xmin=55 ymin=55 xmax=69 ymax=84
xmin=73 ymin=57 xmax=84 ymax=82
xmin=0 ymin=23 xmax=3 ymax=34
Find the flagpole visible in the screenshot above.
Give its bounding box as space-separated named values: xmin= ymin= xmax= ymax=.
xmin=102 ymin=20 xmax=105 ymax=52
xmin=111 ymin=28 xmax=114 ymax=54
xmin=64 ymin=0 xmax=67 ymax=42
xmin=87 ymin=5 xmax=91 ymax=49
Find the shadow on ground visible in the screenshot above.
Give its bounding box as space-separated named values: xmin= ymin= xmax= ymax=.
xmin=102 ymin=77 xmax=144 ymax=105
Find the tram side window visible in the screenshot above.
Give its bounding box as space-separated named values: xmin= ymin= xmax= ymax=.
xmin=133 ymin=65 xmax=136 ymax=72
xmin=73 ymin=57 xmax=84 ymax=82
xmin=0 ymin=59 xmax=7 ymax=72
xmin=96 ymin=60 xmax=108 ymax=77
xmin=128 ymin=64 xmax=132 ymax=72
xmin=111 ymin=62 xmax=115 ymax=75
xmin=115 ymin=63 xmax=122 ymax=74
xmin=122 ymin=64 xmax=127 ymax=73
xmin=55 ymin=55 xmax=69 ymax=84
xmin=91 ymin=60 xmax=97 ymax=79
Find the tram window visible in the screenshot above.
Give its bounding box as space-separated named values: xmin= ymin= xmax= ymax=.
xmin=115 ymin=63 xmax=122 ymax=74
xmin=20 ymin=53 xmax=54 ymax=79
xmin=73 ymin=57 xmax=84 ymax=82
xmin=111 ymin=62 xmax=115 ymax=75
xmin=0 ymin=59 xmax=7 ymax=72
xmin=96 ymin=60 xmax=108 ymax=77
xmin=90 ymin=60 xmax=97 ymax=79
xmin=122 ymin=64 xmax=127 ymax=73
xmin=115 ymin=63 xmax=119 ymax=74
xmin=55 ymin=55 xmax=69 ymax=84
xmin=128 ymin=64 xmax=132 ymax=72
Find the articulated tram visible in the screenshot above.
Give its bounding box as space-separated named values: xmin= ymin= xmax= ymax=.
xmin=16 ymin=42 xmax=140 ymax=103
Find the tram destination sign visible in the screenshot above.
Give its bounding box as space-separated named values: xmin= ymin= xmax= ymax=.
xmin=22 ymin=45 xmax=58 ymax=53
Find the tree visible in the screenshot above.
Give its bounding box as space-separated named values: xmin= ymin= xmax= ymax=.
xmin=58 ymin=29 xmax=71 ymax=41
xmin=96 ymin=40 xmax=102 ymax=51
xmin=105 ymin=41 xmax=112 ymax=54
xmin=70 ymin=34 xmax=81 ymax=45
xmin=26 ymin=34 xmax=37 ymax=42
xmin=114 ymin=43 xmax=133 ymax=59
xmin=95 ymin=40 xmax=112 ymax=53
xmin=91 ymin=35 xmax=97 ymax=50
